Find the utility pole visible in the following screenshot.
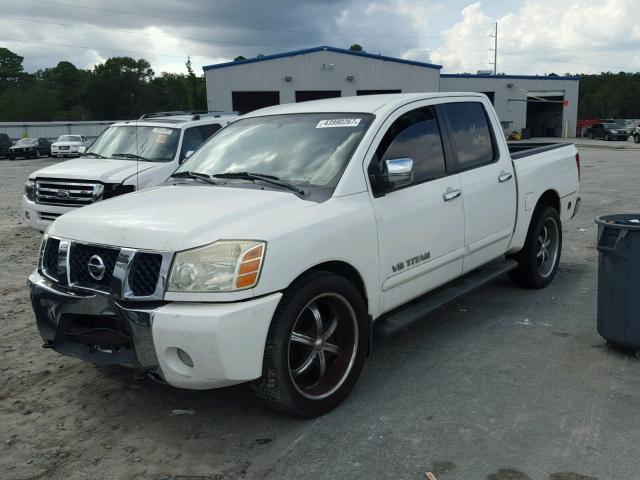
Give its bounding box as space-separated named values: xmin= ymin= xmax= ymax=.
xmin=490 ymin=22 xmax=498 ymax=75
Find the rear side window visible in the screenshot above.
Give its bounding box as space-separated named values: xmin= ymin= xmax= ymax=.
xmin=198 ymin=123 xmax=221 ymax=139
xmin=443 ymin=102 xmax=496 ymax=170
xmin=372 ymin=106 xmax=446 ymax=185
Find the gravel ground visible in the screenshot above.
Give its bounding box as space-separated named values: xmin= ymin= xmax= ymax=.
xmin=1 ymin=148 xmax=640 ymax=480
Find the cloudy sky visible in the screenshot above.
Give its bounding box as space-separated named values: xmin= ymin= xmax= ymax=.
xmin=2 ymin=0 xmax=639 ymax=76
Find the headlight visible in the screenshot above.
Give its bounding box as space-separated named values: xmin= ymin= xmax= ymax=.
xmin=168 ymin=240 xmax=266 ymax=292
xmin=24 ymin=179 xmax=35 ymax=201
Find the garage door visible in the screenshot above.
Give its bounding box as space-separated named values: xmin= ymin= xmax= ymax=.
xmin=232 ymin=91 xmax=280 ymax=114
xmin=526 ymin=95 xmax=564 ymax=137
xmin=295 ymin=91 xmax=341 ymax=102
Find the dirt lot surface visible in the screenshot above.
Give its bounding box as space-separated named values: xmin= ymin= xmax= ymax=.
xmin=1 ymin=148 xmax=640 ymax=480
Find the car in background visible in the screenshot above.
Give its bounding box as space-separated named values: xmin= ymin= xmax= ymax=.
xmin=0 ymin=133 xmax=12 ymax=158
xmin=8 ymin=138 xmax=52 ymax=159
xmin=23 ymin=111 xmax=238 ymax=231
xmin=51 ymin=135 xmax=87 ymax=158
xmin=587 ymin=123 xmax=630 ymax=141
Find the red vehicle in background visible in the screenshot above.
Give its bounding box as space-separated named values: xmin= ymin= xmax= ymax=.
xmin=576 ymin=118 xmax=600 ymax=137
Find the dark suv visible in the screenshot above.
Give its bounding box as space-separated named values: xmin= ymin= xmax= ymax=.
xmin=0 ymin=133 xmax=12 ymax=158
xmin=587 ymin=123 xmax=630 ymax=141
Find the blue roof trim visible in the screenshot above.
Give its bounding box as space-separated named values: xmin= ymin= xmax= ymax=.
xmin=441 ymin=73 xmax=580 ymax=81
xmin=203 ymin=46 xmax=442 ymax=71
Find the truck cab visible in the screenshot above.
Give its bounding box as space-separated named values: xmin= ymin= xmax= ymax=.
xmin=22 ymin=111 xmax=238 ymax=231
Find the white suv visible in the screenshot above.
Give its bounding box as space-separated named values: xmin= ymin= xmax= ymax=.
xmin=23 ymin=112 xmax=238 ymax=231
xmin=51 ymin=135 xmax=87 ymax=158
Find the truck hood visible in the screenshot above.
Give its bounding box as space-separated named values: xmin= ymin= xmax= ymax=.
xmin=30 ymin=158 xmax=164 ymax=183
xmin=48 ymin=185 xmax=317 ymax=251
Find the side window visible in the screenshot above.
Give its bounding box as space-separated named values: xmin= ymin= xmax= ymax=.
xmin=180 ymin=126 xmax=206 ymax=159
xmin=370 ymin=106 xmax=446 ymax=187
xmin=198 ymin=123 xmax=221 ymax=140
xmin=443 ymin=102 xmax=496 ymax=171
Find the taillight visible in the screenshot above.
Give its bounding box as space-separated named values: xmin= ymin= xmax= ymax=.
xmin=576 ymin=153 xmax=580 ymax=180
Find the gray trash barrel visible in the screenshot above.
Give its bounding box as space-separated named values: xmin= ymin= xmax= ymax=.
xmin=596 ymin=214 xmax=640 ymax=348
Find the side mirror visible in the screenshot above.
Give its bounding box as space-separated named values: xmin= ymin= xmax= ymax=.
xmin=78 ymin=146 xmax=87 ymax=155
xmin=179 ymin=150 xmax=194 ymax=164
xmin=380 ymin=157 xmax=413 ymax=187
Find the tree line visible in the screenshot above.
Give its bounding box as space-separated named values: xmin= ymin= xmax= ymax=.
xmin=1 ymin=46 xmax=639 ymax=121
xmin=0 ymin=47 xmax=206 ymax=121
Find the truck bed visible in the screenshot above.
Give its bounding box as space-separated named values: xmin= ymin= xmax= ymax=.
xmin=507 ymin=142 xmax=573 ymax=160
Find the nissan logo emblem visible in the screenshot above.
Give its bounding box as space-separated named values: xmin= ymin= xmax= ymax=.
xmin=87 ymin=255 xmax=106 ymax=281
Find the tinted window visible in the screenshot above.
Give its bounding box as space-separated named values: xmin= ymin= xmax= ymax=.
xmin=371 ymin=107 xmax=446 ymax=184
xmin=444 ymin=102 xmax=496 ymax=170
xmin=180 ymin=127 xmax=206 ymax=159
xmin=198 ymin=123 xmax=221 ymax=139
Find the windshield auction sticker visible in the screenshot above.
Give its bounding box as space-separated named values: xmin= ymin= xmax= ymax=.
xmin=316 ymin=119 xmax=362 ymax=128
xmin=152 ymin=128 xmax=173 ymax=135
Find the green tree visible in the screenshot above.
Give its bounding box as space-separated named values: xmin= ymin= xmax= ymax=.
xmin=234 ymin=55 xmax=247 ymax=62
xmin=349 ymin=44 xmax=363 ymax=52
xmin=86 ymin=56 xmax=154 ymax=119
xmin=0 ymin=47 xmax=24 ymax=93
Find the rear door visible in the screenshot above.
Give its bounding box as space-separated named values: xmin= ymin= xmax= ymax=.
xmin=440 ymin=100 xmax=516 ymax=273
xmin=368 ymin=103 xmax=465 ymax=313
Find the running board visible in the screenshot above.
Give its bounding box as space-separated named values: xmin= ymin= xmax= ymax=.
xmin=374 ymin=258 xmax=518 ymax=338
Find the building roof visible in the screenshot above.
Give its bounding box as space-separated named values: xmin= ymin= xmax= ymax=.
xmin=441 ymin=73 xmax=580 ymax=81
xmin=202 ymin=46 xmax=443 ymax=72
xmin=243 ymin=92 xmax=487 ymax=118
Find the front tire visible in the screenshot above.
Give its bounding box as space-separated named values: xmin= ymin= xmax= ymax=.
xmin=252 ymin=271 xmax=369 ymax=417
xmin=605 ymin=133 xmax=611 ymax=141
xmin=634 ymin=135 xmax=640 ymax=144
xmin=509 ymin=206 xmax=562 ymax=288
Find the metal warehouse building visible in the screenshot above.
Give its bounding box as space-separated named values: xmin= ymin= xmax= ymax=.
xmin=204 ymin=46 xmax=579 ymax=138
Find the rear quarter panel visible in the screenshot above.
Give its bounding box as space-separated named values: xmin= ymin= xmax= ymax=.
xmin=508 ymin=144 xmax=580 ymax=254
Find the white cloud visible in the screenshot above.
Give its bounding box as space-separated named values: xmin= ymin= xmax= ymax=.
xmin=431 ymin=0 xmax=640 ymax=74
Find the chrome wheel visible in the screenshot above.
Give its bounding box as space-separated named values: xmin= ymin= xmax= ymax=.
xmin=288 ymin=293 xmax=358 ymax=400
xmin=537 ymin=217 xmax=559 ymax=278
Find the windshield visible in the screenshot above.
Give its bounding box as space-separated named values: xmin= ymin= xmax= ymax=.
xmin=57 ymin=135 xmax=81 ymax=142
xmin=16 ymin=138 xmax=36 ymax=145
xmin=86 ymin=125 xmax=180 ymax=162
xmin=176 ymin=113 xmax=374 ymax=187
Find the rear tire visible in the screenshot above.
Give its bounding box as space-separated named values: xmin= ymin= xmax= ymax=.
xmin=509 ymin=206 xmax=562 ymax=288
xmin=252 ymin=271 xmax=369 ymax=417
xmin=589 ymin=133 xmax=594 ymax=139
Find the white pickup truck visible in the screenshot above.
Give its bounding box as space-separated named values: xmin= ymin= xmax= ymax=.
xmin=22 ymin=112 xmax=238 ymax=231
xmin=29 ymin=93 xmax=580 ymax=417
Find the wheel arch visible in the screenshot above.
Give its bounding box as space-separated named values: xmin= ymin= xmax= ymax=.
xmin=291 ymin=260 xmax=369 ymax=313
xmin=535 ymin=189 xmax=560 ymax=214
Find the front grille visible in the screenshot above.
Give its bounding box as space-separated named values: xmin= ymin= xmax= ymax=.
xmin=128 ymin=253 xmax=162 ymax=296
xmin=42 ymin=237 xmax=60 ymax=280
xmin=58 ymin=146 xmax=70 ymax=150
xmin=35 ymin=179 xmax=102 ymax=207
xmin=69 ymin=243 xmax=120 ymax=291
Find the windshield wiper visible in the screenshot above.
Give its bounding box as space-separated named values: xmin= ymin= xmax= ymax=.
xmin=170 ymin=171 xmax=219 ymax=185
xmin=83 ymin=152 xmax=106 ymax=159
xmin=211 ymin=172 xmax=304 ymax=195
xmin=111 ymin=153 xmax=153 ymax=162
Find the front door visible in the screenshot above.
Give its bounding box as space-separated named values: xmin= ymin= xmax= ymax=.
xmin=368 ymin=104 xmax=466 ymax=314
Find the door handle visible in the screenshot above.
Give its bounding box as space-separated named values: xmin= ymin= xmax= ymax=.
xmin=443 ymin=187 xmax=461 ymax=202
xmin=498 ymin=171 xmax=513 ymax=183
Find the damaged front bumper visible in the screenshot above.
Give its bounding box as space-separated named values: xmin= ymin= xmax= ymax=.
xmin=28 ymin=271 xmax=283 ymax=389
xmin=29 ymin=270 xmax=161 ymax=371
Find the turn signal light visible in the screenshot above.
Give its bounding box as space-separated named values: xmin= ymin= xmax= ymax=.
xmin=235 ymin=244 xmax=265 ymax=289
